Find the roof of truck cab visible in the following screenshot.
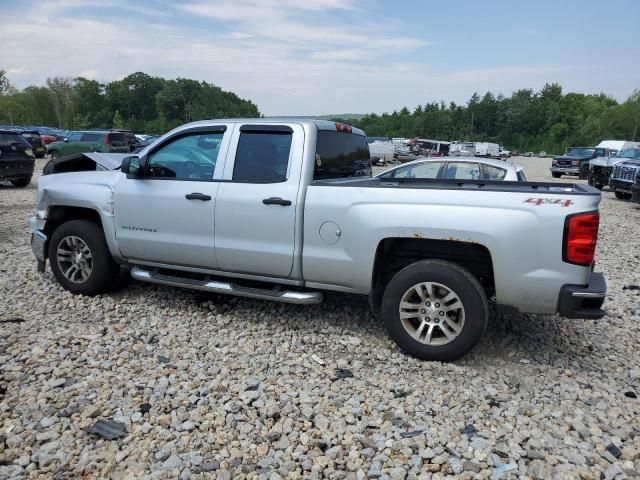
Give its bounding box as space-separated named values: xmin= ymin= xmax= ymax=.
xmin=177 ymin=118 xmax=366 ymax=136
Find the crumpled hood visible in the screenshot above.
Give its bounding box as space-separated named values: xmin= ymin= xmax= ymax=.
xmin=84 ymin=152 xmax=130 ymax=170
xmin=589 ymin=156 xmax=621 ymax=168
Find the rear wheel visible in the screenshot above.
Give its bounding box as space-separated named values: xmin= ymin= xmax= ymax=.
xmin=381 ymin=260 xmax=488 ymax=361
xmin=552 ymin=172 xmax=562 ymax=178
xmin=10 ymin=177 xmax=31 ymax=187
xmin=48 ymin=219 xmax=119 ymax=295
xmin=615 ymin=191 xmax=632 ymax=200
xmin=49 ymin=151 xmax=58 ymax=160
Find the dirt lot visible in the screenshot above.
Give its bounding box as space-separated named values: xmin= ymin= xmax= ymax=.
xmin=0 ymin=156 xmax=639 ymax=479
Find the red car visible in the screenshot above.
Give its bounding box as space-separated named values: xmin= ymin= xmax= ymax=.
xmin=40 ymin=134 xmax=58 ymax=145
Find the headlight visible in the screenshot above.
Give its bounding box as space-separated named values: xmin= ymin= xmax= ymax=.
xmin=25 ymin=148 xmax=34 ymax=157
xmin=572 ymin=160 xmax=581 ymax=166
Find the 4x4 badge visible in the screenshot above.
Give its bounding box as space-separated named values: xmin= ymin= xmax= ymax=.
xmin=524 ymin=197 xmax=574 ymax=207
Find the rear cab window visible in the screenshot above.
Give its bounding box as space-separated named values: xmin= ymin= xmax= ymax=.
xmin=314 ymin=124 xmax=371 ymax=180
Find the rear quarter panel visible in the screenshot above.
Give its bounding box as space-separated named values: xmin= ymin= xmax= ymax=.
xmin=302 ymin=184 xmax=601 ymax=314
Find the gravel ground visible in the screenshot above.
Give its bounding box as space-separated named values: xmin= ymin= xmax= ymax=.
xmin=1 ymin=157 xmax=639 ymax=480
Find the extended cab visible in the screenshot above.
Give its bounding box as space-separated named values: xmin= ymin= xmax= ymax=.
xmin=29 ymin=119 xmax=607 ymax=361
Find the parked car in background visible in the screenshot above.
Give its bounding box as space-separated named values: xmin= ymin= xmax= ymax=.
xmin=523 ymin=152 xmax=534 ymax=157
xmin=474 ymin=142 xmax=499 ymax=159
xmin=133 ymin=134 xmax=160 ymax=153
xmin=588 ymin=148 xmax=640 ymax=190
xmin=538 ymin=151 xmax=547 ymax=158
xmin=46 ymin=131 xmax=130 ymax=159
xmin=551 ymin=146 xmax=609 ymax=179
xmin=376 ymin=157 xmax=527 ymax=182
xmin=0 ymin=130 xmax=35 ymax=187
xmin=40 ymin=134 xmax=59 ymax=145
xmin=609 ymin=152 xmax=640 ymax=199
xmin=18 ymin=130 xmax=46 ymax=158
xmin=499 ymin=146 xmax=511 ymax=159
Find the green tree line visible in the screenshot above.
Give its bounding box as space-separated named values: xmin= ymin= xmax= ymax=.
xmin=339 ymin=83 xmax=640 ymax=154
xmin=0 ymin=70 xmax=260 ymax=134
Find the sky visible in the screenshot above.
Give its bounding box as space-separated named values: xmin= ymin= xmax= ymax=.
xmin=1 ymin=0 xmax=638 ymax=115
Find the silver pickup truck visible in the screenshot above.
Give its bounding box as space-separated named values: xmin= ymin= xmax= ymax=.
xmin=29 ymin=119 xmax=606 ymax=361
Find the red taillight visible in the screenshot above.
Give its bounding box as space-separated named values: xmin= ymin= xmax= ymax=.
xmin=563 ymin=211 xmax=599 ymax=266
xmin=105 ymin=133 xmax=111 ymax=146
xmin=335 ymin=122 xmax=352 ymax=133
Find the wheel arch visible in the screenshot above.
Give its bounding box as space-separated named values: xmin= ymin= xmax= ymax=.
xmin=369 ymin=237 xmax=495 ymax=313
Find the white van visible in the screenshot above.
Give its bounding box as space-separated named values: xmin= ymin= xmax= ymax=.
xmin=596 ymin=140 xmax=640 ymax=155
xmin=474 ymin=142 xmax=500 ymax=159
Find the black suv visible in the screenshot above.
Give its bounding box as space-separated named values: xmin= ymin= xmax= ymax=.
xmin=0 ymin=130 xmax=36 ymax=187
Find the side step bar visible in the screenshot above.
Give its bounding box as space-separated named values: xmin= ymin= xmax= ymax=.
xmin=130 ymin=266 xmax=323 ymax=305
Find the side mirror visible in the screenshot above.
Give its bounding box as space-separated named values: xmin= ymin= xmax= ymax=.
xmin=121 ymin=156 xmax=142 ymax=177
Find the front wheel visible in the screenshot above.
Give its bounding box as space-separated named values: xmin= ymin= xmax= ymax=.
xmin=615 ymin=191 xmax=632 ymax=200
xmin=579 ymin=165 xmax=589 ymax=180
xmin=48 ymin=219 xmax=119 ymax=295
xmin=381 ymin=260 xmax=488 ymax=361
xmin=552 ymin=172 xmax=562 ymax=178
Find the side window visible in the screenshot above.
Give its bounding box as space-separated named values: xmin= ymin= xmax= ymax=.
xmin=443 ymin=162 xmax=481 ymax=180
xmin=233 ymin=131 xmax=292 ymax=183
xmin=147 ymin=132 xmax=223 ymax=180
xmin=411 ymin=162 xmax=443 ymax=179
xmin=482 ymin=165 xmax=507 ymax=180
xmin=69 ymin=132 xmax=82 ymax=141
xmin=80 ymin=133 xmax=102 ymax=142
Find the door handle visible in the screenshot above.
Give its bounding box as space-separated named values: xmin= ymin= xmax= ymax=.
xmin=262 ymin=197 xmax=292 ymax=206
xmin=185 ymin=193 xmax=211 ymax=201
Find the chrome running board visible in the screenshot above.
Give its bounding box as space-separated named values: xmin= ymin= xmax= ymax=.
xmin=130 ymin=266 xmax=323 ymax=305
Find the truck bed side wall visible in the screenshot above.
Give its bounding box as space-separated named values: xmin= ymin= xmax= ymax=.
xmin=302 ymin=185 xmax=599 ymax=314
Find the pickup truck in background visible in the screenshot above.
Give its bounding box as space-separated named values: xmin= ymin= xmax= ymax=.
xmin=29 ymin=119 xmax=607 ymax=361
xmin=551 ymin=146 xmax=610 ymax=179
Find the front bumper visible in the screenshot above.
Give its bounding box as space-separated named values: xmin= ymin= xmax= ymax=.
xmin=557 ymin=271 xmax=606 ymax=319
xmin=609 ymin=178 xmax=634 ymax=193
xmin=550 ymin=166 xmax=579 ymax=174
xmin=29 ymin=215 xmax=48 ymax=272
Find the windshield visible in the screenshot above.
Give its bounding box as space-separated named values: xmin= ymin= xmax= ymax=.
xmin=567 ymin=147 xmax=595 ymax=157
xmin=618 ymin=148 xmax=640 ymax=159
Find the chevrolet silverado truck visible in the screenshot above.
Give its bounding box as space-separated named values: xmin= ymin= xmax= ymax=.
xmin=29 ymin=119 xmax=607 ymax=361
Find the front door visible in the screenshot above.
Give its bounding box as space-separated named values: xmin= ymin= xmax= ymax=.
xmin=214 ymin=123 xmax=304 ymax=278
xmin=114 ymin=126 xmax=230 ymax=269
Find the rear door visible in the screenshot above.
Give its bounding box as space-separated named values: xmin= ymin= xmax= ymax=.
xmin=77 ymin=132 xmax=103 ymax=154
xmin=214 ymin=123 xmax=304 ymax=278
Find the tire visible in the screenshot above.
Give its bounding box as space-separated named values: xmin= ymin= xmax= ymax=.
xmin=615 ymin=191 xmax=632 ymax=200
xmin=48 ymin=219 xmax=119 ymax=295
xmin=49 ymin=151 xmax=58 ymax=160
xmin=579 ymin=165 xmax=589 ymax=180
xmin=10 ymin=177 xmax=31 ymax=187
xmin=552 ymin=172 xmax=562 ymax=178
xmin=381 ymin=260 xmax=488 ymax=361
